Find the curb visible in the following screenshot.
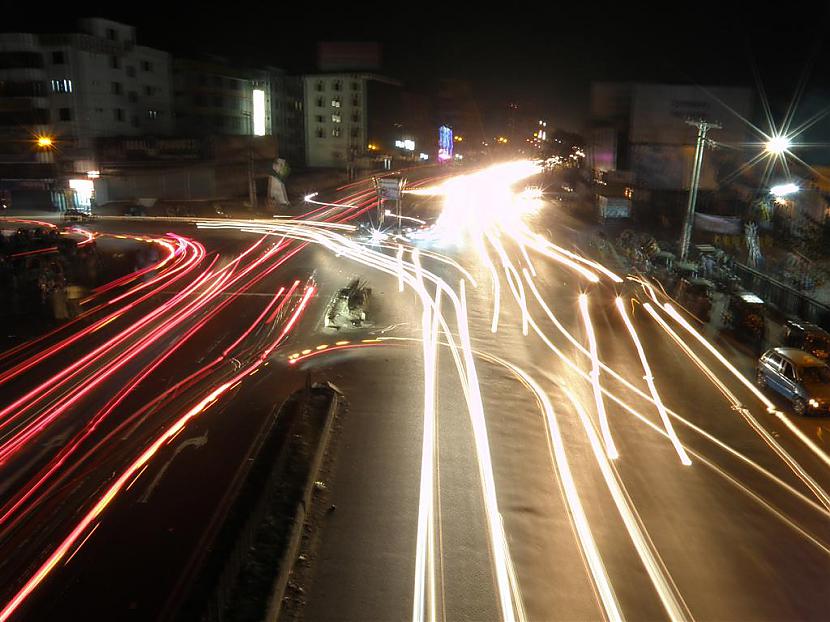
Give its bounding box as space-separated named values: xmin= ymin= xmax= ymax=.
xmin=264 ymin=385 xmax=341 ymax=622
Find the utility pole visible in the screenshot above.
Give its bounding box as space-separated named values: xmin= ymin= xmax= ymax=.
xmin=679 ymin=119 xmax=720 ymax=261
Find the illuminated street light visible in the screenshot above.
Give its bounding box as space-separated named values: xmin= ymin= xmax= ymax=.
xmin=770 ymin=182 xmax=799 ymax=197
xmin=765 ymin=134 xmax=791 ymax=155
xmin=36 ymin=135 xmax=53 ymax=148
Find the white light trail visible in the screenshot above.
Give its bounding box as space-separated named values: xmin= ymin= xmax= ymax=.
xmin=579 ymin=294 xmax=618 ymax=460
xmin=615 ymin=298 xmax=691 ymax=466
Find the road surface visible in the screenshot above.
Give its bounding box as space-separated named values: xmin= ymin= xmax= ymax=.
xmin=1 ymin=162 xmax=829 ymax=621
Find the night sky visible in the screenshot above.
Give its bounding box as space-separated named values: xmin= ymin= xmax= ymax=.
xmin=2 ymin=0 xmax=828 ymax=131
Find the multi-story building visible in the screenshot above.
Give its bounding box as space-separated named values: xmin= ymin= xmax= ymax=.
xmin=0 ymin=18 xmax=174 ymax=209
xmin=173 ymin=56 xmax=271 ymax=137
xmin=303 ymin=72 xmax=409 ymax=169
xmin=267 ymin=67 xmax=304 ymax=169
xmin=587 ymin=82 xmax=754 ymax=224
xmin=303 ymin=73 xmax=369 ymax=168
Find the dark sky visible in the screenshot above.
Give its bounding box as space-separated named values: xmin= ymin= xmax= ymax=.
xmin=2 ymin=1 xmax=829 ymax=131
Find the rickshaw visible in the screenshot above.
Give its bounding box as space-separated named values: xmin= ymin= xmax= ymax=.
xmin=722 ymin=290 xmax=766 ymax=351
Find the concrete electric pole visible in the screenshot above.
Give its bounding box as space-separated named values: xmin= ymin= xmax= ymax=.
xmin=679 ymin=119 xmax=720 ymax=262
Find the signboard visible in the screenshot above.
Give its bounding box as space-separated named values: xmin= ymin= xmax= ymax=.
xmin=377 ymin=177 xmax=402 ymax=200
xmin=438 ymin=125 xmax=453 ymax=161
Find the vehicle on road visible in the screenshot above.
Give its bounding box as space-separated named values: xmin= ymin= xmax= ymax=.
xmin=62 ymin=209 xmax=90 ymax=223
xmin=756 ymin=347 xmax=830 ymax=415
xmin=783 ymin=319 xmax=830 ymax=361
xmin=722 ymin=290 xmax=766 ymax=351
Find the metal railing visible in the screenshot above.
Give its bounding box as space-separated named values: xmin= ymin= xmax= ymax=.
xmin=734 ymin=262 xmax=830 ymax=329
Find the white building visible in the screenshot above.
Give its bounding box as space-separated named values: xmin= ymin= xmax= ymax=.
xmin=40 ymin=18 xmax=174 ymax=149
xmin=0 ymin=18 xmax=175 ymax=208
xmin=303 ymin=73 xmax=368 ymax=168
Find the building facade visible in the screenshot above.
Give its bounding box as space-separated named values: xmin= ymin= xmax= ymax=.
xmin=0 ymin=18 xmax=174 ymax=209
xmin=268 ymin=67 xmax=304 ymax=169
xmin=587 ymin=82 xmax=754 ymax=225
xmin=173 ymin=57 xmax=272 ymax=137
xmin=303 ymin=73 xmax=368 ymax=168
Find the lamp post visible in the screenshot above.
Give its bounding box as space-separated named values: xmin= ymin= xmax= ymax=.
xmin=679 ymin=119 xmax=720 ymax=262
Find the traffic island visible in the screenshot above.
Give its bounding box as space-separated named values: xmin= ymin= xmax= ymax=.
xmin=169 ymin=381 xmax=341 ymax=622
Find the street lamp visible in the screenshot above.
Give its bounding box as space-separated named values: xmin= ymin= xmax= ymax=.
xmin=36 ymin=135 xmax=54 ymax=148
xmin=765 ymin=134 xmax=791 ymax=155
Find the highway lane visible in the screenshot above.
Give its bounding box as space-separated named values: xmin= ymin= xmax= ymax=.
xmin=290 ymin=165 xmax=830 ymax=621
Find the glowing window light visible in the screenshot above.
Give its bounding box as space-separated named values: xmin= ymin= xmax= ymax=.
xmin=252 ymin=89 xmax=266 ymax=136
xmin=69 ymin=178 xmax=94 ymax=208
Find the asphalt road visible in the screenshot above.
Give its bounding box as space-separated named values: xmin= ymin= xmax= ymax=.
xmin=1 ymin=164 xmax=830 ymax=621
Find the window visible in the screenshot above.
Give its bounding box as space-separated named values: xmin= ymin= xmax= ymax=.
xmin=782 ymin=362 xmax=796 ymax=381
xmin=331 ymin=98 xmax=341 ymax=108
xmin=351 ymin=81 xmax=359 ymax=91
xmin=147 ymin=109 xmax=158 ymax=120
xmin=314 ymin=114 xmax=324 ymax=123
xmin=94 ymin=107 xmax=103 ymax=113
xmin=351 ymin=113 xmax=359 ymax=123
xmin=316 ymin=97 xmax=323 ymax=107
xmin=128 ymin=91 xmax=138 ymax=103
xmin=114 ymin=108 xmax=125 ymax=122
xmin=332 ymin=80 xmax=342 ymax=91
xmin=195 ymin=94 xmax=206 ymax=106
xmin=51 ymin=51 xmax=65 ymax=65
xmin=58 ymin=107 xmax=71 ymax=121
xmin=351 ymin=127 xmax=359 ymax=138
xmin=141 ymin=60 xmax=154 ymax=72
xmin=331 ymin=114 xmax=341 ymax=123
xmin=144 ymin=85 xmax=156 ymax=96
xmin=126 ymin=66 xmax=136 ymax=78
xmin=352 ymin=95 xmax=360 ymax=106
xmin=50 ymin=79 xmax=72 ymax=93
xmin=214 ymin=116 xmax=225 ymax=128
xmin=112 ymin=81 xmax=122 ymax=95
xmin=332 ymin=127 xmax=341 ymax=137
xmin=106 ymin=28 xmax=117 ymax=41
xmin=315 ymin=81 xmax=323 ymax=92
xmin=213 ymin=95 xmax=222 ymax=107
xmin=110 ymin=55 xmax=120 ymax=69
xmin=131 ymin=115 xmax=139 ymax=128
xmin=316 ymin=127 xmax=325 ymax=138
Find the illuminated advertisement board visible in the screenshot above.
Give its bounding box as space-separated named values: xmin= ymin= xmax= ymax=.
xmin=438 ymin=125 xmax=453 ymax=161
